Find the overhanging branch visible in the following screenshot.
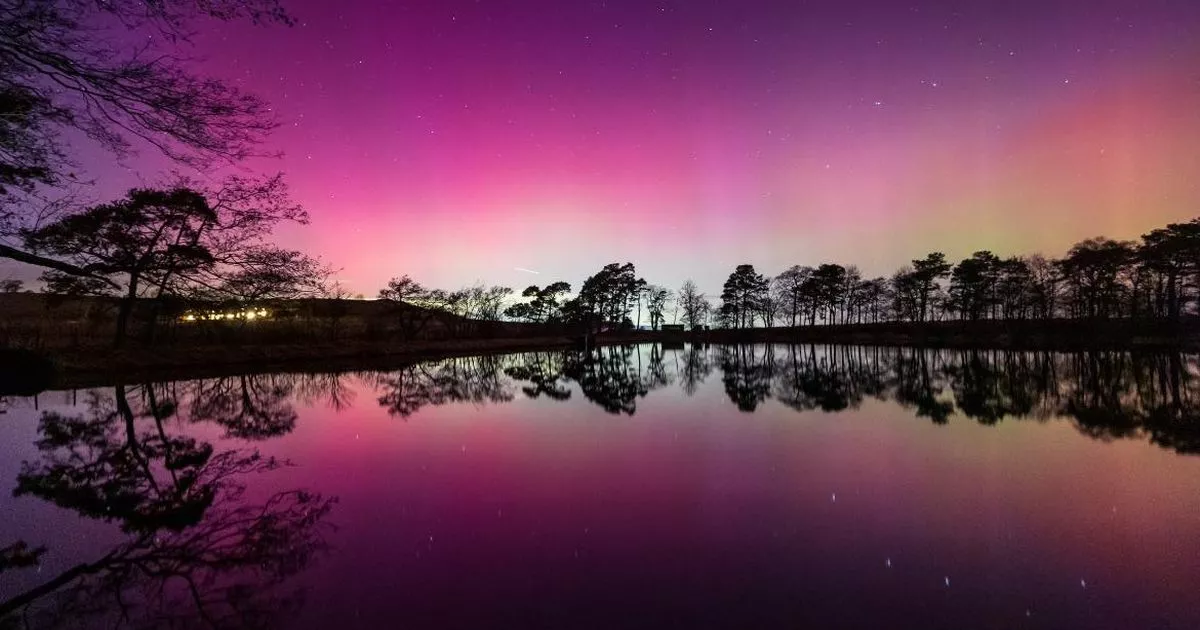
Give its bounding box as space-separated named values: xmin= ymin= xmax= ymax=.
xmin=0 ymin=243 xmax=120 ymax=289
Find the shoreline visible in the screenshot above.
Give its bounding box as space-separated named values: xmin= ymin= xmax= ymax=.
xmin=10 ymin=318 xmax=1200 ymax=390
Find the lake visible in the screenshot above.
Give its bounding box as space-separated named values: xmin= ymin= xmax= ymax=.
xmin=1 ymin=344 xmax=1198 ymax=629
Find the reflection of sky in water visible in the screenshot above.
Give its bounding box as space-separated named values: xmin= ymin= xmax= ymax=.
xmin=2 ymin=345 xmax=1199 ymax=629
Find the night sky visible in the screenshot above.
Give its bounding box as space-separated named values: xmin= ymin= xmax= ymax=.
xmin=71 ymin=0 xmax=1200 ymax=295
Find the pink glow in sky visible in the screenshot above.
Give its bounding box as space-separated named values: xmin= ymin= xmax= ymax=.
xmin=67 ymin=1 xmax=1200 ymax=295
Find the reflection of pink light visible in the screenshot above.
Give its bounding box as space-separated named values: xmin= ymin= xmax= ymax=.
xmin=275 ymin=376 xmax=1200 ymax=627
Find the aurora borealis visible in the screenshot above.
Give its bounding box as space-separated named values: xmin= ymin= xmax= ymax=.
xmin=73 ymin=1 xmax=1200 ymax=294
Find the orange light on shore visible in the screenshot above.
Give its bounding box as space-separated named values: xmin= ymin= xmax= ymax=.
xmin=178 ymin=308 xmax=273 ymax=323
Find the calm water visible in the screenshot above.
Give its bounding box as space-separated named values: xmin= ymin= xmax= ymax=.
xmin=1 ymin=344 xmax=1199 ymax=629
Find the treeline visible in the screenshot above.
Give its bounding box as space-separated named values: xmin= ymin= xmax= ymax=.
xmin=434 ymin=216 xmax=1200 ymax=333
xmin=17 ymin=210 xmax=1200 ymax=351
xmin=709 ymin=220 xmax=1200 ymax=328
xmin=378 ymin=262 xmax=674 ymax=335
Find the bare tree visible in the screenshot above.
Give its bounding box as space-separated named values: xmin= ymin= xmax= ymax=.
xmin=678 ymin=279 xmax=710 ymax=330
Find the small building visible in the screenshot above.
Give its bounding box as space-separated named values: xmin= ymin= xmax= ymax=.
xmin=661 ymin=324 xmax=686 ymax=332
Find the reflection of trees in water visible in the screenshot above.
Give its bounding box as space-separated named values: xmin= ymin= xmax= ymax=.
xmin=719 ymin=345 xmax=774 ymax=412
xmin=370 ymin=354 xmax=515 ymax=418
xmin=773 ymin=345 xmax=888 ymax=414
xmin=2 ymin=384 xmax=335 ymax=628
xmin=890 ymin=347 xmax=954 ymax=424
xmin=880 ymin=346 xmax=1200 ymax=454
xmin=184 ymin=375 xmax=300 ymax=440
xmin=940 ymin=349 xmax=1046 ymax=425
xmin=503 ymin=352 xmax=572 ymax=401
xmin=504 ymin=345 xmax=673 ymax=415
xmin=562 ymin=346 xmax=653 ymax=415
xmin=677 ymin=345 xmax=713 ymax=396
xmin=1120 ymin=353 xmax=1200 ymax=455
xmin=504 ymin=344 xmax=1200 ymax=454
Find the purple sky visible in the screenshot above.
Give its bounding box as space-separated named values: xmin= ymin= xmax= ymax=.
xmin=8 ymin=0 xmax=1200 ymax=295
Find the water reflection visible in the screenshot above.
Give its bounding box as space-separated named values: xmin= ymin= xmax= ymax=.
xmin=225 ymin=343 xmax=1200 ymax=457
xmin=1 ymin=384 xmax=336 ymax=627
xmin=369 ymin=354 xmax=513 ymax=418
xmin=2 ymin=345 xmax=1199 ymax=627
xmin=506 ymin=345 xmax=1200 ymax=455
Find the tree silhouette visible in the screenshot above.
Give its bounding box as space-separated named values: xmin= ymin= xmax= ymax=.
xmin=505 ymin=282 xmax=571 ymax=322
xmin=0 ymin=0 xmax=292 ymax=275
xmin=1057 ymin=238 xmax=1137 ymax=319
xmin=719 ymin=264 xmax=769 ymax=329
xmin=573 ymin=263 xmax=644 ymax=333
xmin=909 ymin=252 xmax=952 ymax=322
xmin=644 ymin=285 xmax=673 ymax=330
xmin=1139 ymin=219 xmax=1200 ymax=321
xmin=377 ymin=275 xmax=449 ymax=340
xmin=773 ymin=265 xmax=812 ymax=327
xmin=23 ymin=178 xmax=320 ymax=345
xmin=23 ymin=189 xmax=217 ymax=344
xmin=949 ymin=251 xmax=1001 ymax=320
xmin=811 ymin=264 xmax=848 ymax=325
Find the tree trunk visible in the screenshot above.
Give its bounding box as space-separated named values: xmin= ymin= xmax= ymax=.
xmin=114 ymin=276 xmax=140 ymax=347
xmin=1167 ymin=271 xmax=1179 ymax=321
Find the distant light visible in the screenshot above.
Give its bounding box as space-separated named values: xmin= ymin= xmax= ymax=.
xmin=180 ymin=307 xmax=271 ymax=323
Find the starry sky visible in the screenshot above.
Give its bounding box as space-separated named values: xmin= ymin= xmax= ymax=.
xmin=55 ymin=0 xmax=1200 ymax=295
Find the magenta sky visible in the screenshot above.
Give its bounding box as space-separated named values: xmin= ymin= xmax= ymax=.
xmin=50 ymin=0 xmax=1200 ymax=295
